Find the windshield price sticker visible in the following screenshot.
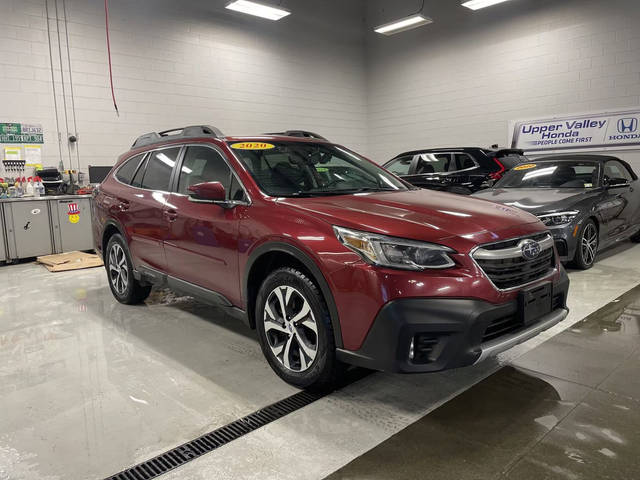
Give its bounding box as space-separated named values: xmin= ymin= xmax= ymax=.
xmin=514 ymin=164 xmax=537 ymax=171
xmin=231 ymin=142 xmax=275 ymax=150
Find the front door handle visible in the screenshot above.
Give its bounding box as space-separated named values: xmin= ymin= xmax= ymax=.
xmin=164 ymin=209 xmax=178 ymax=222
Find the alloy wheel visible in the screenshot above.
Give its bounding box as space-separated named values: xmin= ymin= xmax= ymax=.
xmin=581 ymin=223 xmax=598 ymax=266
xmin=108 ymin=243 xmax=129 ymax=295
xmin=263 ymin=285 xmax=318 ymax=372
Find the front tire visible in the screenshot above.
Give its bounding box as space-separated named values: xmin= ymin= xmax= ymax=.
xmin=572 ymin=219 xmax=598 ymax=270
xmin=255 ymin=267 xmax=342 ymax=391
xmin=105 ymin=234 xmax=152 ymax=304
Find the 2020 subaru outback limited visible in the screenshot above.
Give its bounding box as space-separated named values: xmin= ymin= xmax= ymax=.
xmin=92 ymin=125 xmax=570 ymax=390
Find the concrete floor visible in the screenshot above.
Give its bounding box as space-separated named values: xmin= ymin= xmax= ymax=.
xmin=1 ymin=241 xmax=640 ymax=480
xmin=327 ymin=284 xmax=640 ymax=479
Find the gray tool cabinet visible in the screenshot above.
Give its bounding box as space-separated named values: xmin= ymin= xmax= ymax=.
xmin=0 ymin=195 xmax=93 ymax=263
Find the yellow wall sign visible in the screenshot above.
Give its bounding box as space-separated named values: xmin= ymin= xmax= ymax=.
xmin=514 ymin=163 xmax=537 ymax=171
xmin=230 ymin=142 xmax=275 ymax=150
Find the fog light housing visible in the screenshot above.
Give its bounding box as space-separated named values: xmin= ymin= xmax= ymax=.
xmin=409 ymin=338 xmax=415 ymax=361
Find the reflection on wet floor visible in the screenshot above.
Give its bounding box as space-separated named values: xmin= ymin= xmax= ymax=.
xmin=0 ymin=263 xmax=298 ymax=480
xmin=327 ymin=285 xmax=640 ymax=480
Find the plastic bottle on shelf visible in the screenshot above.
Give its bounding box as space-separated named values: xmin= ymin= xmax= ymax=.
xmin=15 ymin=177 xmax=23 ymax=197
xmin=25 ymin=176 xmax=35 ymax=197
xmin=35 ymin=176 xmax=44 ymax=197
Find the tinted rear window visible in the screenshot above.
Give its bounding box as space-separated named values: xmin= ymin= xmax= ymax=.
xmin=140 ymin=148 xmax=181 ymax=191
xmin=115 ymin=153 xmax=145 ymax=184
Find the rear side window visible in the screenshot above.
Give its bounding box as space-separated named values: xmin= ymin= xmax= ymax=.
xmin=415 ymin=153 xmax=451 ymax=174
xmin=140 ymin=147 xmax=181 ymax=191
xmin=454 ymin=153 xmax=476 ymax=170
xmin=115 ymin=154 xmax=144 ymax=184
xmin=386 ymin=156 xmax=413 ymax=176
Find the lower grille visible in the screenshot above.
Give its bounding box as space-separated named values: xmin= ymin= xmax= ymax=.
xmin=482 ymin=314 xmax=521 ymax=342
xmin=473 ymin=233 xmax=556 ymax=290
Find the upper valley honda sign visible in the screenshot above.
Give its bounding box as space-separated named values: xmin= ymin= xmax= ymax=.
xmin=511 ymin=110 xmax=640 ymax=152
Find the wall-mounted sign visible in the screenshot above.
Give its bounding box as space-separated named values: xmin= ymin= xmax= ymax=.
xmin=0 ymin=123 xmax=44 ymax=144
xmin=3 ymin=146 xmax=21 ymax=160
xmin=511 ymin=110 xmax=640 ymax=152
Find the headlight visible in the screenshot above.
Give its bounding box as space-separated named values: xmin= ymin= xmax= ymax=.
xmin=537 ymin=211 xmax=579 ymax=227
xmin=333 ymin=226 xmax=455 ymax=270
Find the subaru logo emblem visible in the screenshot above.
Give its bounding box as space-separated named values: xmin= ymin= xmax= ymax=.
xmin=521 ymin=239 xmax=541 ymax=260
xmin=617 ymin=117 xmax=638 ymax=134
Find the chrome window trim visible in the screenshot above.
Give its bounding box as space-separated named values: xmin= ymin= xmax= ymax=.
xmin=469 ymin=232 xmax=557 ymax=292
xmin=413 ymin=151 xmax=479 ymax=175
xmin=111 ymin=143 xmax=251 ymax=205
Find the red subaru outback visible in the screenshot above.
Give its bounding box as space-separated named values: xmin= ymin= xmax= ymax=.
xmin=92 ymin=125 xmax=569 ymax=389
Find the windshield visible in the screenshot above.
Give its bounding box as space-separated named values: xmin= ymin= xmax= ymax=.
xmin=496 ymin=161 xmax=600 ymax=189
xmin=228 ymin=141 xmax=410 ymax=197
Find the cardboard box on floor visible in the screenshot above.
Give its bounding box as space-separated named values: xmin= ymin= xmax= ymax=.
xmin=37 ymin=251 xmax=104 ymax=272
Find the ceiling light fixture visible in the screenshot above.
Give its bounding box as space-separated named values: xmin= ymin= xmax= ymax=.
xmin=374 ymin=13 xmax=433 ymax=35
xmin=461 ymin=0 xmax=517 ymax=11
xmin=225 ymin=0 xmax=291 ymax=21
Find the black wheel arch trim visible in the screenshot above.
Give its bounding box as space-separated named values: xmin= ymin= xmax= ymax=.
xmin=243 ymin=241 xmax=344 ymax=348
xmin=101 ymin=219 xmax=126 ymax=258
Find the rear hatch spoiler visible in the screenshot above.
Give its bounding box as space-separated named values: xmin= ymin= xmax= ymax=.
xmin=492 ymin=148 xmax=525 ymax=157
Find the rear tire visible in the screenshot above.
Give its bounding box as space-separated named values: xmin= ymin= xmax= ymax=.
xmin=255 ymin=267 xmax=343 ymax=391
xmin=572 ymin=219 xmax=598 ymax=270
xmin=105 ymin=234 xmax=152 ymax=304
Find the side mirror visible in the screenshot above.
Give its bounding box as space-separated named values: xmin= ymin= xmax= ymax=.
xmin=606 ymin=177 xmax=629 ymax=188
xmin=188 ymin=182 xmax=226 ymax=201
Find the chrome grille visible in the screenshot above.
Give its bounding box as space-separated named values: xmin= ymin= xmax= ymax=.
xmin=473 ymin=233 xmax=556 ymax=290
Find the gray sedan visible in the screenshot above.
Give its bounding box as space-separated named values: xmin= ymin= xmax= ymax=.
xmin=473 ymin=154 xmax=640 ymax=269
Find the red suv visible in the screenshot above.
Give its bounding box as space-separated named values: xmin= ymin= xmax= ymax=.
xmin=92 ymin=125 xmax=569 ymax=389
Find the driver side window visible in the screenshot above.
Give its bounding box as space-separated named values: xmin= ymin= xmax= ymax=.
xmin=605 ymin=160 xmax=633 ymax=182
xmin=386 ymin=156 xmax=413 ymax=176
xmin=178 ymin=146 xmax=231 ymax=195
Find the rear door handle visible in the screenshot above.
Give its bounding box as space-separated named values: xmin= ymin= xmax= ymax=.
xmin=164 ymin=209 xmax=178 ymax=221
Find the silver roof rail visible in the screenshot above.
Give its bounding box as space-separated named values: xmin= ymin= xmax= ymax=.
xmin=132 ymin=125 xmax=224 ymax=148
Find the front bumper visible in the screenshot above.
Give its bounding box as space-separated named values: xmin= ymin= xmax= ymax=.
xmin=547 ymin=224 xmax=579 ymax=262
xmin=336 ymin=269 xmax=569 ymax=373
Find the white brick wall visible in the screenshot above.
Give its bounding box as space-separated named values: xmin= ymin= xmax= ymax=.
xmin=0 ymin=0 xmax=367 ymax=171
xmin=364 ymin=0 xmax=640 ymax=168
xmin=2 ymin=0 xmax=640 ymax=172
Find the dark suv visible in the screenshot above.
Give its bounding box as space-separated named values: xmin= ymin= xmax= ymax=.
xmin=384 ymin=147 xmax=528 ymax=194
xmin=92 ymin=125 xmax=569 ymax=390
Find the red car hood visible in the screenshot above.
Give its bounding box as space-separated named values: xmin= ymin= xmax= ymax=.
xmin=279 ymin=189 xmax=543 ymax=251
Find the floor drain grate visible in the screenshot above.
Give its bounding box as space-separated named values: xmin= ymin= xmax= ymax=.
xmin=105 ymin=390 xmax=323 ymax=480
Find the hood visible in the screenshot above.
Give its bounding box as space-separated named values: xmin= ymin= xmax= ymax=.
xmin=278 ymin=189 xmax=541 ymax=249
xmin=472 ymin=188 xmax=598 ymax=215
